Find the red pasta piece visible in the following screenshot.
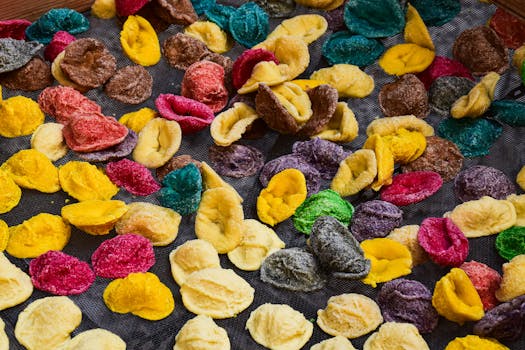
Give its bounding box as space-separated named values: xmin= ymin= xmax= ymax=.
xmin=91 ymin=234 xmax=156 ymax=278
xmin=38 ymin=86 xmax=102 ymax=125
xmin=181 ymin=60 xmax=229 ymax=112
xmin=106 ymin=158 xmax=161 ymax=196
xmin=416 ymin=56 xmax=474 ymax=90
xmin=489 ymin=8 xmax=525 ymax=49
xmin=460 ymin=261 xmax=502 ymax=311
xmin=232 ymin=48 xmax=279 ymax=89
xmin=29 ymin=250 xmax=95 ymax=295
xmin=155 ymin=93 xmax=215 ymax=134
xmin=380 ymin=171 xmax=443 ymax=206
xmin=417 ymin=217 xmax=468 ymax=267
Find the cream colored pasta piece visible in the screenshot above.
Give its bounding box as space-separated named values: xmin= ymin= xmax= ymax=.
xmin=363 ymin=322 xmax=429 ymax=350
xmin=366 ymin=115 xmax=434 ymax=137
xmin=495 ymin=254 xmax=525 ymax=302
xmin=310 ymin=64 xmax=374 ymax=98
xmin=199 ymin=162 xmax=243 ymax=202
xmin=271 ymin=82 xmax=313 ymax=125
xmin=132 ymin=117 xmax=182 ymax=169
xmin=0 ymin=252 xmax=33 ymax=310
xmin=265 ymin=14 xmax=327 ymax=44
xmin=238 ymin=61 xmax=289 ymax=94
xmin=115 ymin=202 xmax=181 ymax=246
xmin=173 ymin=315 xmax=230 ymax=350
xmin=210 ymin=102 xmax=259 ymax=146
xmin=506 ymin=194 xmax=525 ymax=226
xmin=61 ymin=200 xmax=128 ymax=235
xmin=386 ymin=225 xmax=428 ymax=266
xmin=445 ymin=196 xmax=516 ymax=238
xmin=227 ymin=219 xmax=285 ymax=271
xmin=312 ymin=102 xmax=359 ymax=143
xmin=310 ymin=336 xmax=356 ymax=350
xmin=15 ymin=296 xmax=82 ymax=350
xmin=331 ymin=149 xmax=378 ymax=196
xmin=516 ymin=165 xmax=525 ymax=191
xmin=0 ymin=318 xmax=7 ymax=350
xmin=30 ymin=123 xmax=68 ymax=161
xmin=317 ymin=293 xmax=383 ymax=339
xmin=246 ymin=303 xmax=313 ymax=350
xmin=195 ymin=187 xmax=244 ymax=253
xmin=184 ymin=21 xmax=232 ymax=54
xmin=169 ymin=239 xmax=221 ymax=286
xmin=180 ymin=267 xmax=254 ymax=319
xmin=59 ymin=329 xmax=126 ymax=350
xmin=451 ymin=72 xmax=499 ymax=119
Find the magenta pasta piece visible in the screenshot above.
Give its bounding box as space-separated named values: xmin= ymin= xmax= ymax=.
xmin=155 ymin=93 xmax=215 ymax=134
xmin=106 ymin=158 xmax=160 ymax=196
xmin=380 ymin=171 xmax=443 ymax=206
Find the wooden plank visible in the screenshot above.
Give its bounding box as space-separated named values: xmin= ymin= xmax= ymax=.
xmin=490 ymin=0 xmax=525 ymax=21
xmin=0 ymin=0 xmax=93 ymax=21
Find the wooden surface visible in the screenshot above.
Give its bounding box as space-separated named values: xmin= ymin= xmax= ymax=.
xmin=491 ymin=0 xmax=525 ymax=21
xmin=0 ymin=0 xmax=93 ymax=21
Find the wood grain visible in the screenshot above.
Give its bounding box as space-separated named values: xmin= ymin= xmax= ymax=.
xmin=491 ymin=0 xmax=525 ymax=21
xmin=0 ymin=0 xmax=93 ymax=21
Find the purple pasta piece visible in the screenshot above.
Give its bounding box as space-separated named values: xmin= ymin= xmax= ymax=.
xmin=76 ymin=129 xmax=137 ymax=162
xmin=292 ymin=138 xmax=351 ymax=180
xmin=350 ymin=200 xmax=403 ymax=242
xmin=208 ymin=144 xmax=264 ymax=178
xmin=454 ymin=165 xmax=515 ymax=202
xmin=473 ymin=295 xmax=525 ymax=341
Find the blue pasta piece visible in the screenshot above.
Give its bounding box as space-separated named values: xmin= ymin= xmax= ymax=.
xmin=190 ymin=0 xmax=216 ymax=16
xmin=410 ymin=0 xmax=461 ymax=27
xmin=322 ymin=31 xmax=384 ymax=66
xmin=343 ymin=0 xmax=405 ymax=38
xmin=158 ymin=163 xmax=202 ymax=215
xmin=437 ymin=118 xmax=503 ymax=158
xmin=489 ymin=100 xmax=525 ymax=126
xmin=229 ymin=2 xmax=269 ymax=48
xmin=205 ymin=4 xmax=236 ymax=31
xmin=25 ymin=8 xmax=89 ymax=44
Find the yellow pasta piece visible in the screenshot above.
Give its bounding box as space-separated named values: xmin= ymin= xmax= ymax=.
xmin=1 ymin=149 xmax=60 ymax=193
xmin=451 ymin=72 xmax=500 ymax=119
xmin=210 ymin=102 xmax=260 ymax=146
xmin=195 ymin=187 xmax=244 ymax=253
xmin=91 ymin=0 xmax=116 ymax=19
xmin=265 ymin=14 xmax=328 ymax=44
xmin=180 ymin=267 xmax=254 ymax=319
xmin=432 ymin=268 xmax=484 ymax=324
xmin=132 ymin=118 xmax=182 ymax=168
xmin=0 ymin=168 xmax=21 ymax=214
xmin=290 ymin=79 xmax=327 ymax=91
xmin=6 ymin=213 xmax=71 ymax=259
xmin=310 ymin=64 xmax=374 ymax=98
xmin=404 ymin=4 xmax=434 ymax=50
xmin=61 ymin=200 xmax=128 ymax=235
xmin=59 ymin=161 xmax=119 ymax=201
xmin=120 ymin=15 xmax=161 ymax=66
xmin=185 ymin=21 xmax=233 ymax=54
xmin=363 ymin=134 xmax=394 ymax=190
xmin=382 ymin=128 xmax=427 ymax=164
xmin=257 ymin=168 xmax=307 ymax=226
xmin=271 ymin=82 xmax=313 ymax=125
xmin=445 ymin=335 xmax=510 ymax=350
xmin=361 ymin=238 xmax=412 ymax=288
xmin=119 ymin=107 xmax=157 ymax=133
xmin=379 ymin=43 xmax=435 ymax=75
xmin=446 ymin=196 xmax=516 ymax=238
xmin=0 ymin=220 xmax=8 ymax=251
xmin=238 ymin=61 xmax=289 ymax=94
xmin=0 ymin=90 xmax=44 ymax=138
xmin=331 ymin=149 xmax=378 ymax=197
xmin=103 ymin=272 xmax=174 ymax=320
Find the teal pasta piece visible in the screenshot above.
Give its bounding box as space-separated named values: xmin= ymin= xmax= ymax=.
xmin=205 ymin=4 xmax=236 ymax=31
xmin=343 ymin=0 xmax=405 ymax=38
xmin=229 ymin=2 xmax=269 ymax=48
xmin=496 ymin=226 xmax=525 ymax=261
xmin=158 ymin=163 xmax=202 ymax=215
xmin=293 ymin=189 xmax=354 ymax=234
xmin=322 ymin=31 xmax=384 ymax=66
xmin=190 ymin=0 xmax=216 ymax=15
xmin=410 ymin=0 xmax=461 ymax=27
xmin=489 ymin=100 xmax=525 ymax=126
xmin=437 ymin=118 xmax=502 ymax=158
xmin=25 ymin=8 xmax=89 ymax=44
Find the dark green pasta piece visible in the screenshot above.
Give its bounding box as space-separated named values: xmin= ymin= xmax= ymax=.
xmin=158 ymin=163 xmax=202 ymax=215
xmin=204 ymin=4 xmax=236 ymax=31
xmin=25 ymin=8 xmax=89 ymax=44
xmin=437 ymin=118 xmax=502 ymax=158
xmin=410 ymin=0 xmax=461 ymax=27
xmin=343 ymin=0 xmax=405 ymax=38
xmin=322 ymin=31 xmax=384 ymax=66
xmin=229 ymin=2 xmax=269 ymax=48
xmin=293 ymin=189 xmax=354 ymax=234
xmin=489 ymin=100 xmax=525 ymax=126
xmin=496 ymin=226 xmax=525 ymax=261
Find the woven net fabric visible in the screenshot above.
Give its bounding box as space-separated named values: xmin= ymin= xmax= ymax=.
xmin=1 ymin=0 xmax=525 ymax=349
